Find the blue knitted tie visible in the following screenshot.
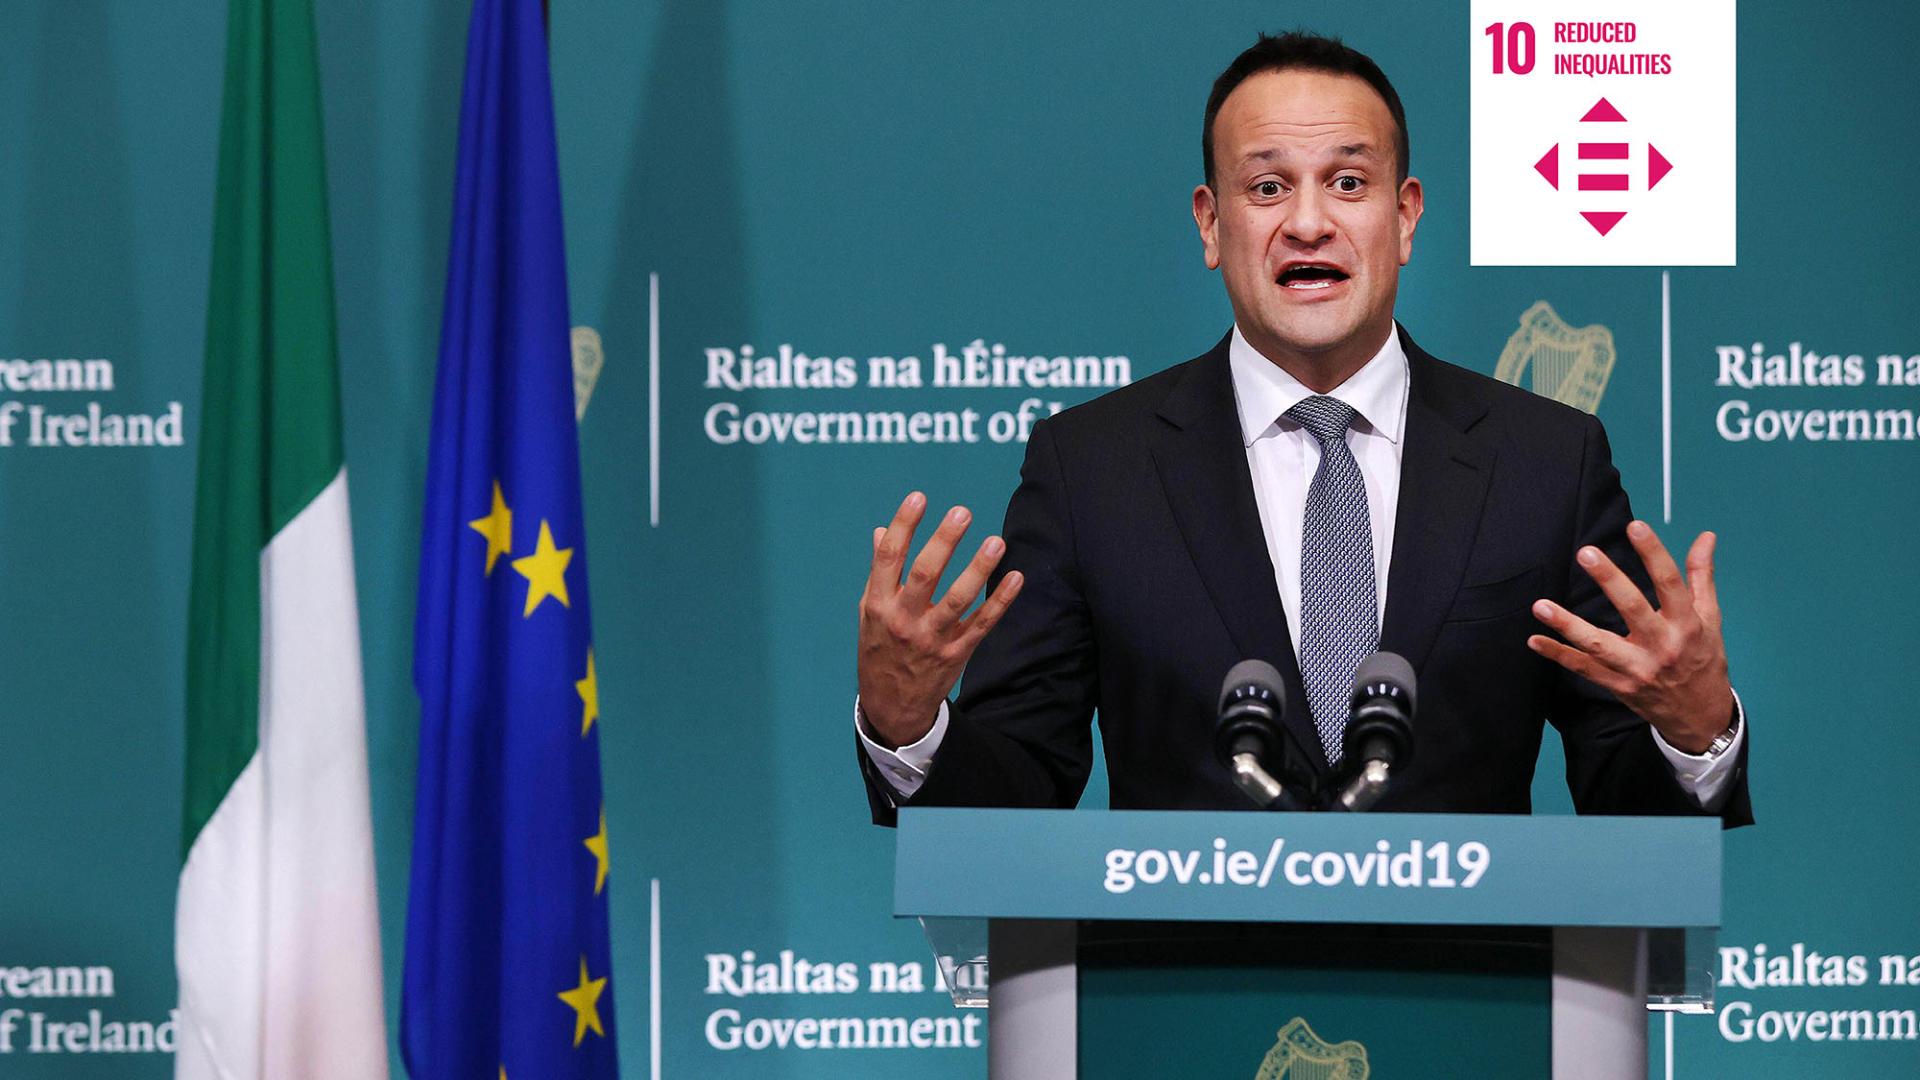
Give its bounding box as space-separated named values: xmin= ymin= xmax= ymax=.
xmin=1286 ymin=395 xmax=1378 ymax=765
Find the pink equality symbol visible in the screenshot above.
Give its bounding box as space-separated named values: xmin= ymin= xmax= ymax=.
xmin=1531 ymin=97 xmax=1673 ymax=236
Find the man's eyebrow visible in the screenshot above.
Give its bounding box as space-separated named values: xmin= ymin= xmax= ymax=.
xmin=1238 ymin=143 xmax=1382 ymax=167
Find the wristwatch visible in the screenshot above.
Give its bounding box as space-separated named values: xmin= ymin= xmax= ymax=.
xmin=1700 ymin=698 xmax=1742 ymax=759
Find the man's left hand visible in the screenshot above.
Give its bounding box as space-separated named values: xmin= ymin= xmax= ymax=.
xmin=1528 ymin=521 xmax=1734 ymax=754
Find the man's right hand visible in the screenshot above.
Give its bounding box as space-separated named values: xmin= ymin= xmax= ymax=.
xmin=857 ymin=491 xmax=1025 ymax=748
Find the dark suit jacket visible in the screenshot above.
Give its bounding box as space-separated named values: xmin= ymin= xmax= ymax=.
xmin=861 ymin=327 xmax=1752 ymax=826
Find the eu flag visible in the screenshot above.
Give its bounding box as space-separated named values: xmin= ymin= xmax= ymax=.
xmin=404 ymin=0 xmax=618 ymax=1076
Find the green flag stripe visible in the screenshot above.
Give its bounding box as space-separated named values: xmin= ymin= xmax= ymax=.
xmin=182 ymin=0 xmax=348 ymax=860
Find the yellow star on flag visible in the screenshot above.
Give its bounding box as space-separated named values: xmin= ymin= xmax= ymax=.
xmin=468 ymin=480 xmax=514 ymax=575
xmin=576 ymin=650 xmax=600 ymax=737
xmin=557 ymin=955 xmax=608 ymax=1047
xmin=511 ymin=519 xmax=573 ymax=617
xmin=583 ymin=805 xmax=610 ymax=895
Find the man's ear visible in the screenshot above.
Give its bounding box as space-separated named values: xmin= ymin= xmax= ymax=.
xmin=1192 ymin=184 xmax=1221 ymax=270
xmin=1396 ymin=176 xmax=1425 ymax=266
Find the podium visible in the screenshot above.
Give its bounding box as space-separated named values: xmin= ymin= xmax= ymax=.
xmin=895 ymin=809 xmax=1719 ymax=1079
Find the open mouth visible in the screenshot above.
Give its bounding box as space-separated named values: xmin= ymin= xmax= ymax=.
xmin=1277 ymin=264 xmax=1350 ymax=291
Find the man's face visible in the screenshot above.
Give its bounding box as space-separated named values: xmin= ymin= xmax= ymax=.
xmin=1193 ymin=68 xmax=1423 ymax=373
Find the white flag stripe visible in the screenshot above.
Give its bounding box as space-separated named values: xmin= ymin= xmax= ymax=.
xmin=176 ymin=469 xmax=388 ymax=1080
xmin=175 ymin=753 xmax=265 ymax=1080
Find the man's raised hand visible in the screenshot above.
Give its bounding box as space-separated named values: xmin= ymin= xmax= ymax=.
xmin=1527 ymin=521 xmax=1734 ymax=753
xmin=857 ymin=492 xmax=1025 ymax=748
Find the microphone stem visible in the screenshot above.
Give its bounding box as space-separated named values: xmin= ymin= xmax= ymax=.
xmin=1230 ymin=752 xmax=1287 ymax=809
xmin=1336 ymin=759 xmax=1391 ymax=812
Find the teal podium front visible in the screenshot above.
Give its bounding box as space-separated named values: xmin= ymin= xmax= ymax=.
xmin=894 ymin=809 xmax=1720 ymax=1079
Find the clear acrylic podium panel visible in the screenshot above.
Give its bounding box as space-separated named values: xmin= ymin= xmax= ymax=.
xmin=922 ymin=916 xmax=992 ymax=1008
xmin=917 ymin=916 xmax=1718 ymax=1014
xmin=1646 ymin=925 xmax=1721 ymax=1014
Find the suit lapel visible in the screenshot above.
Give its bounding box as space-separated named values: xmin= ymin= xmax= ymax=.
xmin=1149 ymin=337 xmax=1325 ymax=776
xmin=1380 ymin=330 xmax=1496 ymax=675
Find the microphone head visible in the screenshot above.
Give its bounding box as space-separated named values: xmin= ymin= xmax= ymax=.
xmin=1215 ymin=659 xmax=1288 ymax=770
xmin=1345 ymin=651 xmax=1416 ymax=769
xmin=1219 ymin=659 xmax=1287 ymax=714
xmin=1350 ymin=651 xmax=1416 ymax=715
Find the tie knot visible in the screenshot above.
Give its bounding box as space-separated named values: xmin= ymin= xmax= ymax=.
xmin=1285 ymin=395 xmax=1358 ymax=445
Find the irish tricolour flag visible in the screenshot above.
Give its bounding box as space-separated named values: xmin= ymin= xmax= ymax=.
xmin=175 ymin=0 xmax=388 ymax=1076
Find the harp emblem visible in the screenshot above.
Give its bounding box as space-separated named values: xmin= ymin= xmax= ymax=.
xmin=1495 ymin=300 xmax=1615 ymax=414
xmin=572 ymin=325 xmax=606 ymax=420
xmin=1253 ymin=1016 xmax=1369 ymax=1080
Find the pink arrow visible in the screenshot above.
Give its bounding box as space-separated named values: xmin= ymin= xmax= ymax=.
xmin=1649 ymin=144 xmax=1673 ymax=189
xmin=1580 ymin=97 xmax=1628 ymax=122
xmin=1534 ymin=144 xmax=1559 ymax=189
xmin=1581 ymin=211 xmax=1627 ymax=236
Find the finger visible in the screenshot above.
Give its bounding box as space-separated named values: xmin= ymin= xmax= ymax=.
xmin=861 ymin=527 xmax=885 ymax=602
xmin=1532 ymin=598 xmax=1640 ymax=672
xmin=901 ymin=505 xmax=973 ymax=604
xmin=1527 ymin=634 xmax=1636 ymax=696
xmin=1626 ymin=520 xmax=1692 ymax=616
xmin=1574 ymin=544 xmax=1659 ymax=633
xmin=930 ymin=535 xmax=1006 ymax=629
xmin=866 ymin=492 xmax=927 ymax=596
xmin=1686 ymin=531 xmax=1722 ymax=632
xmin=958 ymin=570 xmax=1025 ymax=644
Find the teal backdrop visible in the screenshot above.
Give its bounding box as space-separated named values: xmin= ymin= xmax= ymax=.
xmin=2 ymin=2 xmax=1916 ymax=1076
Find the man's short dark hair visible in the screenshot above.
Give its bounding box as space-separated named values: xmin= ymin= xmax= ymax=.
xmin=1202 ymin=31 xmax=1410 ymax=187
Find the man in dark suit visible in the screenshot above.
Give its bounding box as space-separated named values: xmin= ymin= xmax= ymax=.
xmin=853 ymin=33 xmax=1750 ymax=826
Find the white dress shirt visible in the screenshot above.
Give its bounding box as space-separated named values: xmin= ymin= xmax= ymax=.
xmin=860 ymin=323 xmax=1743 ymax=808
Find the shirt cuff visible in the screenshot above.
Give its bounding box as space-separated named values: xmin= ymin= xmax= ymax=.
xmin=1650 ymin=686 xmax=1746 ymax=811
xmin=855 ymin=697 xmax=950 ymax=800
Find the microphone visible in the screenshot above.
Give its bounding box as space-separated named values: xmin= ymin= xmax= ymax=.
xmin=1334 ymin=652 xmax=1417 ymax=812
xmin=1214 ymin=659 xmax=1309 ymax=811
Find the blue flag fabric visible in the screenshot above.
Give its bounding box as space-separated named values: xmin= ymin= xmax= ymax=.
xmin=404 ymin=0 xmax=619 ymax=1076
